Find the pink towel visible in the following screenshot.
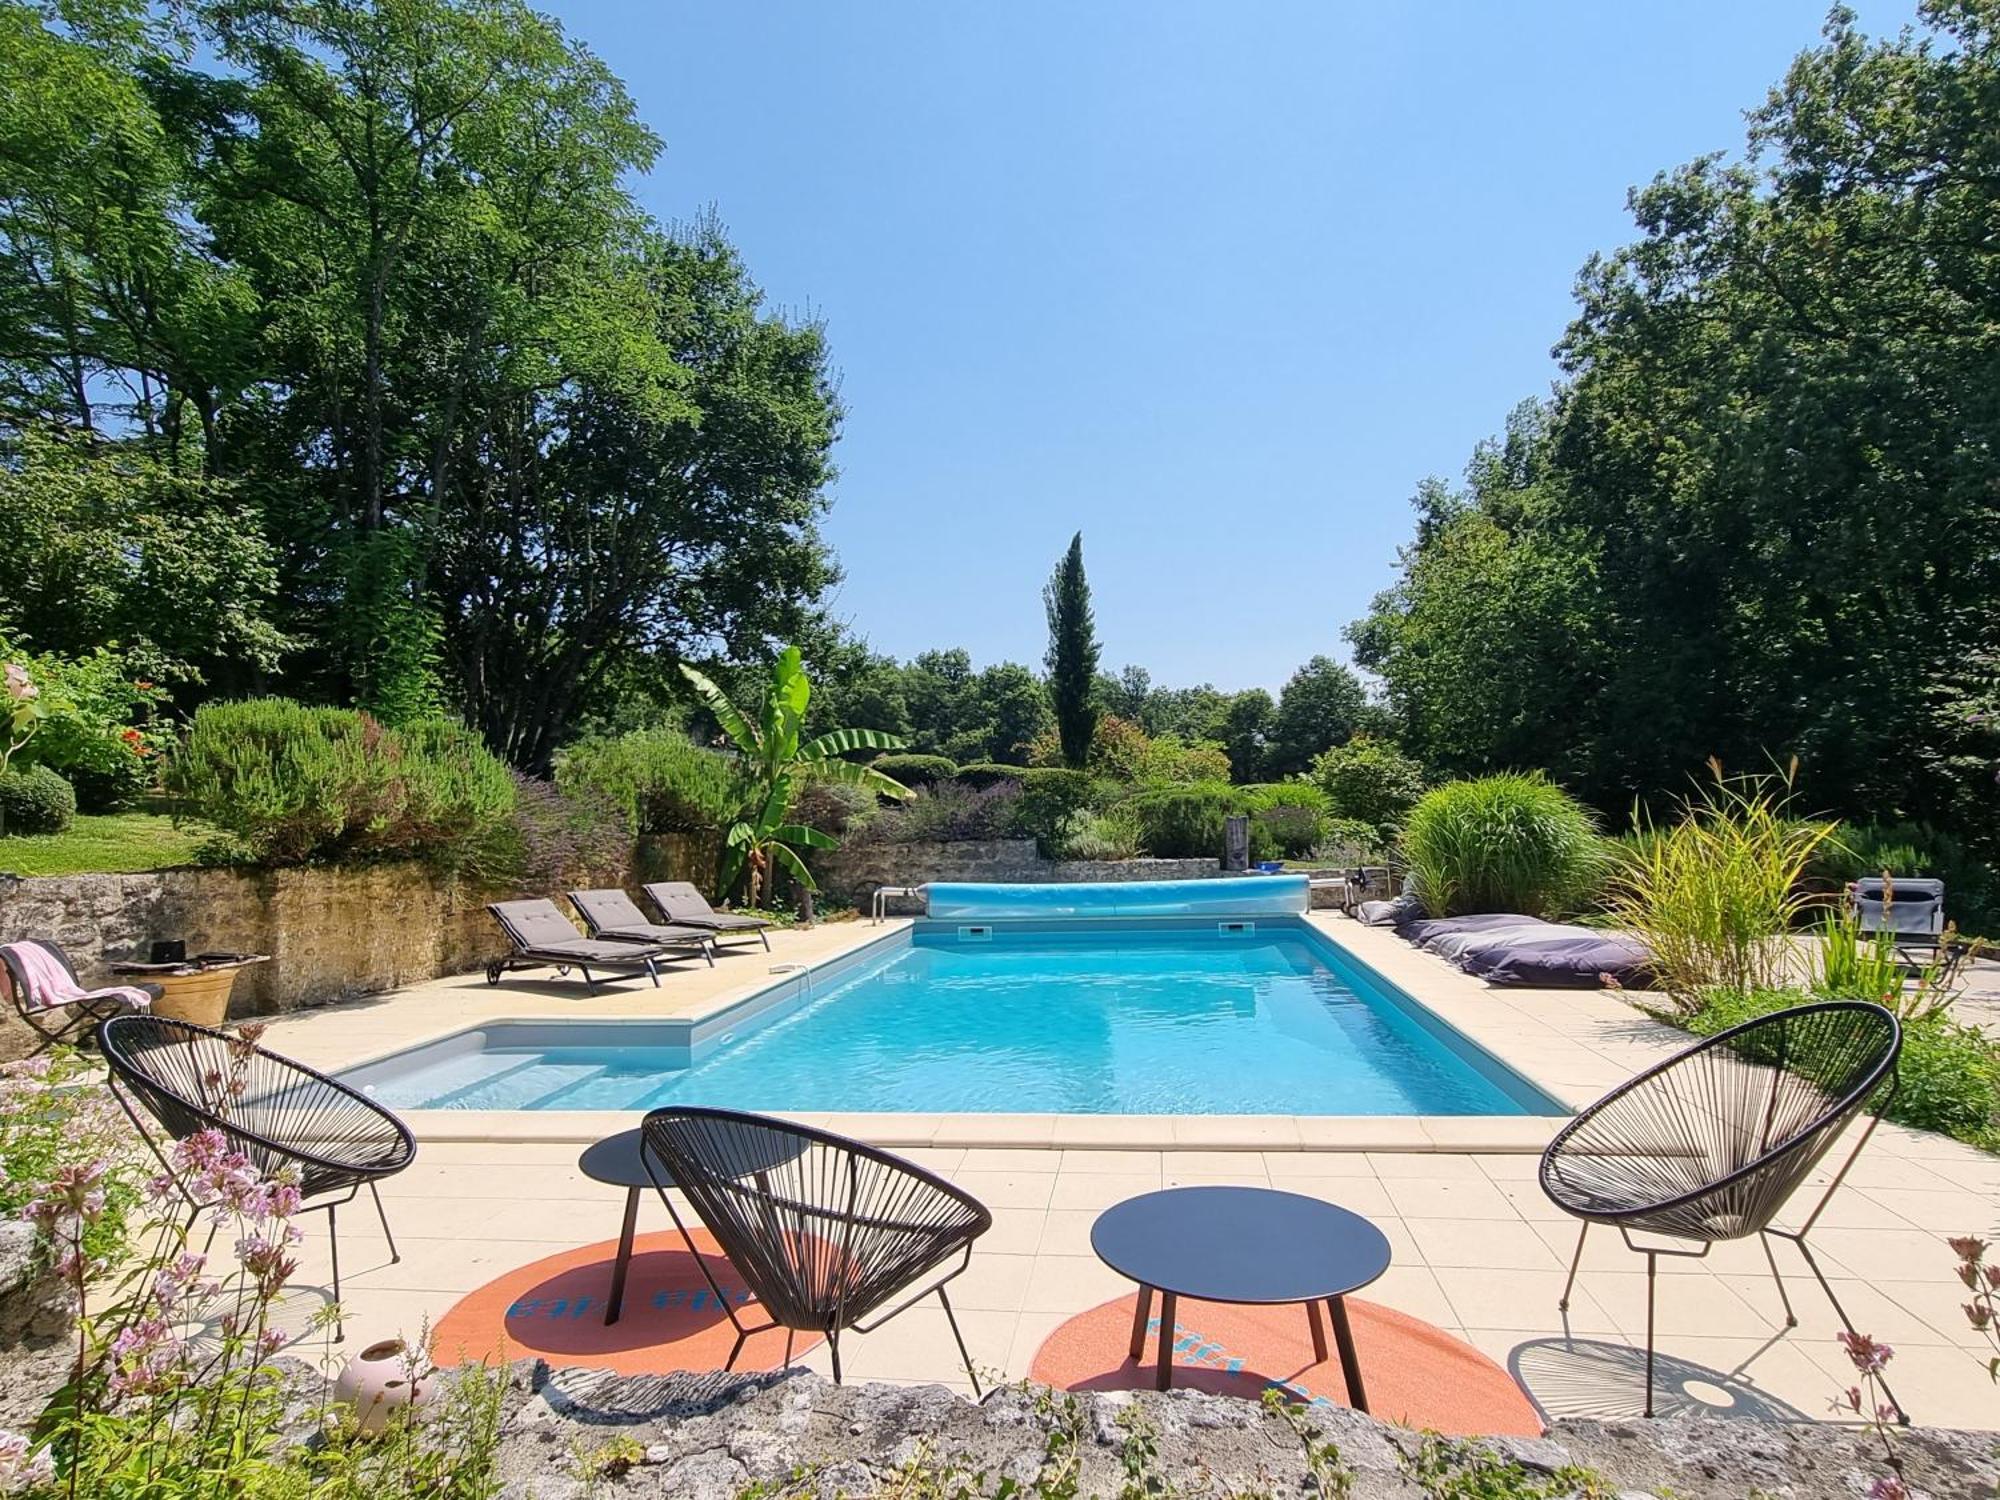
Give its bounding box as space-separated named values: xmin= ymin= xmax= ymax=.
xmin=1 ymin=942 xmax=152 ymax=1014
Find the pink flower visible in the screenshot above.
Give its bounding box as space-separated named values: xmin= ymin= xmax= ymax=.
xmin=1839 ymin=1330 xmax=1893 ymax=1376
xmin=1868 ymin=1478 xmax=1910 ymax=1500
xmin=1948 ymin=1235 xmax=1987 ymax=1263
xmin=0 ymin=1430 xmax=54 ymax=1492
xmin=2 ymin=664 xmax=36 ymax=703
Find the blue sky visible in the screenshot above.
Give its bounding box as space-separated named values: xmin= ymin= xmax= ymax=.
xmin=546 ymin=1 xmax=1905 ymax=692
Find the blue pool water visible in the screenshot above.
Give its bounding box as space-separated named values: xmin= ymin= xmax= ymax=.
xmin=349 ymin=923 xmax=1561 ymax=1115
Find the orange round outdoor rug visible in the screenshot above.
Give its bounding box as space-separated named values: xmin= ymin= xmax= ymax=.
xmin=1030 ymin=1295 xmax=1541 ymax=1437
xmin=428 ymin=1229 xmax=819 ymax=1376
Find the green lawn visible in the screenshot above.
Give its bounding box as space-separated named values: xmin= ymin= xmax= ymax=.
xmin=0 ymin=813 xmax=212 ymax=877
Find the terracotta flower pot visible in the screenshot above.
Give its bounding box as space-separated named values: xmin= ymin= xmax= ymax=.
xmin=332 ymin=1337 xmax=432 ymax=1436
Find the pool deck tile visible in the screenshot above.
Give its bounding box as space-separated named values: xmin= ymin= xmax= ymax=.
xmin=247 ymin=911 xmax=2000 ymax=1432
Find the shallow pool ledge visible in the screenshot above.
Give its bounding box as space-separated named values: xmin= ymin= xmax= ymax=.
xmin=396 ymin=1106 xmax=1560 ymax=1153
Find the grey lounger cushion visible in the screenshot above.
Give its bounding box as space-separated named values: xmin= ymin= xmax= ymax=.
xmin=489 ymin=900 xmax=665 ymax=964
xmin=568 ymin=889 xmax=715 ymax=947
xmin=643 ymin=881 xmax=772 ymax=932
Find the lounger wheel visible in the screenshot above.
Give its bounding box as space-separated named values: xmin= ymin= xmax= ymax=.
xmin=484 ymin=962 xmax=503 ymax=986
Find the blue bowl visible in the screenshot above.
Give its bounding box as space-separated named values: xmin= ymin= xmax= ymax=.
xmin=1256 ymin=860 xmax=1285 ymax=873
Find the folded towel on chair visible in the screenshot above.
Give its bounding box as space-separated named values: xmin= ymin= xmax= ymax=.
xmin=1 ymin=942 xmax=153 ymax=1014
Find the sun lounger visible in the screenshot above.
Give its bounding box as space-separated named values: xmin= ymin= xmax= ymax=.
xmin=485 ymin=900 xmax=682 ymax=992
xmin=641 ymin=881 xmax=773 ymax=950
xmin=568 ymin=889 xmax=716 ymax=965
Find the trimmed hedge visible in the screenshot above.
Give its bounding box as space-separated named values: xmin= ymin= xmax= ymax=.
xmin=954 ymin=762 xmax=1026 ymax=789
xmin=0 ymin=763 xmax=77 ymax=835
xmin=870 ymin=753 xmax=958 ymax=789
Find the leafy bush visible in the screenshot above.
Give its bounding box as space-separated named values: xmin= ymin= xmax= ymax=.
xmin=954 ymin=762 xmax=1026 ymax=789
xmin=1688 ymin=987 xmax=2000 ymax=1148
xmin=1401 ymin=772 xmax=1604 ymax=918
xmin=1 ymin=641 xmax=169 ymax=812
xmin=0 ymin=763 xmax=76 ymax=834
xmin=166 ymin=698 xmax=516 ymax=867
xmin=479 ymin=772 xmax=632 ymax=889
xmin=1136 ymin=734 xmax=1232 ymax=785
xmin=1310 ymin=735 xmax=1426 ymax=842
xmin=869 ymin=753 xmax=958 ymax=788
xmin=789 ymin=776 xmax=877 ymax=837
xmin=848 ymin=781 xmax=1022 ymax=844
xmin=1050 ymin=807 xmax=1142 ymax=860
xmin=1603 ymin=768 xmax=1836 ymax=1009
xmin=1243 ymin=783 xmax=1332 ymax=858
xmin=556 ymin=727 xmax=747 ymax=834
xmin=1014 ymin=768 xmax=1097 ymax=855
xmin=0 ymin=1050 xmax=137 ymax=1268
xmin=1127 ymin=782 xmax=1245 ymax=859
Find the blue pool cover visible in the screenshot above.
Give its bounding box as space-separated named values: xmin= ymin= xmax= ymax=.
xmin=924 ymin=874 xmax=1309 ymax=921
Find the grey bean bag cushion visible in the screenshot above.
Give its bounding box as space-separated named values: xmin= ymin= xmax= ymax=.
xmin=1355 ymin=893 xmax=1424 ymax=928
xmin=1404 ymin=913 xmax=1551 ymax=953
xmin=1446 ymin=925 xmax=1652 ymax=988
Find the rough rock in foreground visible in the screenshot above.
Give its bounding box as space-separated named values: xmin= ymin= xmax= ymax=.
xmin=493 ymin=1363 xmax=2000 ymax=1500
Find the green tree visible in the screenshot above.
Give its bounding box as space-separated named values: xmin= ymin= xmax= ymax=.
xmin=678 ymin=647 xmax=912 ymax=906
xmin=1042 ymin=531 xmax=1099 ymax=769
xmin=1265 ymin=654 xmax=1368 ymax=778
xmin=1216 ymin=688 xmax=1276 ymax=783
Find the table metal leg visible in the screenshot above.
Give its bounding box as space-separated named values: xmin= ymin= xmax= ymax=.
xmin=1129 ymin=1286 xmax=1154 ymax=1361
xmin=605 ymin=1186 xmax=641 ymax=1326
xmin=1154 ymin=1291 xmax=1177 ymax=1391
xmin=1307 ymin=1299 xmax=1329 ymax=1362
xmin=1328 ymin=1296 xmax=1367 ymax=1412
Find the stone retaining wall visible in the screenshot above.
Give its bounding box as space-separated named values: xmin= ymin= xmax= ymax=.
xmin=816 ymin=839 xmax=1220 ymax=911
xmin=0 ymin=831 xmax=716 ymax=1056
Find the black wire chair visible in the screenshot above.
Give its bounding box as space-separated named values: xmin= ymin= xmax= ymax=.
xmin=99 ymin=1014 xmax=418 ymax=1340
xmin=640 ymin=1107 xmax=993 ymax=1392
xmin=1540 ymin=1000 xmax=1903 ymax=1420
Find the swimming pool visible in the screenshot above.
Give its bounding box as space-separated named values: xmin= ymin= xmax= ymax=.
xmin=341 ymin=919 xmax=1563 ymax=1116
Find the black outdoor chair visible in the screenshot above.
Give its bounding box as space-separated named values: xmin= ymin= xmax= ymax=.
xmin=99 ymin=1014 xmax=417 ymax=1340
xmin=1540 ymin=1000 xmax=1904 ymax=1419
xmin=1 ymin=939 xmax=160 ymax=1052
xmin=640 ymin=1107 xmax=993 ymax=1391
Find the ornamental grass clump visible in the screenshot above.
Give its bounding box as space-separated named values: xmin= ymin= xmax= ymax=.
xmin=1605 ymin=762 xmax=1836 ymax=1011
xmin=1400 ymin=772 xmax=1604 ymax=918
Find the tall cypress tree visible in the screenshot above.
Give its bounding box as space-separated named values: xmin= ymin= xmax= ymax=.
xmin=1043 ymin=532 xmax=1101 ymax=768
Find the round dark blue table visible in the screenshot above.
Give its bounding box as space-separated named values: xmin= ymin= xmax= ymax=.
xmin=1089 ymin=1185 xmax=1391 ymax=1403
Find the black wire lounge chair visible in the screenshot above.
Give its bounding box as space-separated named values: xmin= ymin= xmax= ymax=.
xmin=567 ymin=889 xmax=717 ymax=966
xmin=98 ymin=1014 xmax=417 ymax=1340
xmin=641 ymin=882 xmax=773 ymax=951
xmin=486 ymin=899 xmax=679 ymax=990
xmin=640 ymin=1107 xmax=993 ymax=1391
xmin=1 ymin=939 xmax=160 ymax=1052
xmin=1540 ymin=999 xmax=1904 ymax=1420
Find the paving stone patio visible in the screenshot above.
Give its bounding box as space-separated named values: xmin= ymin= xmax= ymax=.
xmin=256 ymin=915 xmax=2000 ymax=1432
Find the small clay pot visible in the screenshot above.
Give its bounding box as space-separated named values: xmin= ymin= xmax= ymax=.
xmin=331 ymin=1337 xmax=431 ymax=1436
